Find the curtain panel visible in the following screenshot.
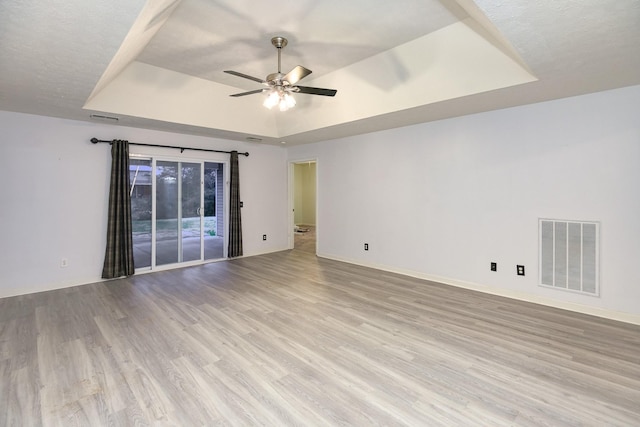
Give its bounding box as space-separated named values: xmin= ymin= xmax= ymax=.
xmin=101 ymin=140 xmax=135 ymax=279
xmin=228 ymin=151 xmax=243 ymax=257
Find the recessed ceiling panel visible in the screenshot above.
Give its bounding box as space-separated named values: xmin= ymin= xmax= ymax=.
xmin=137 ymin=0 xmax=468 ymax=86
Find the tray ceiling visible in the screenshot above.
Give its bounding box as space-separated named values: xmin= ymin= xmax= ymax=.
xmin=1 ymin=0 xmax=638 ymax=145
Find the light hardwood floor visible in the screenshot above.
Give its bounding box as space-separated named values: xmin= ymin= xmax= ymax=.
xmin=1 ymin=249 xmax=639 ymax=426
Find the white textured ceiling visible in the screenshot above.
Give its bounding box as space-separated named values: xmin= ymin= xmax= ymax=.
xmin=1 ymin=0 xmax=639 ymax=146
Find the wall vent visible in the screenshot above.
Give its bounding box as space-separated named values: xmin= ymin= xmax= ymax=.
xmin=539 ymin=219 xmax=599 ymax=296
xmin=89 ymin=114 xmax=119 ymax=122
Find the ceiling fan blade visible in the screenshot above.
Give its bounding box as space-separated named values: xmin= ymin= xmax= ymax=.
xmin=296 ymin=86 xmax=337 ymax=97
xmin=224 ymin=70 xmax=265 ymax=84
xmin=230 ymin=89 xmax=265 ymax=97
xmin=283 ymin=65 xmax=312 ymax=85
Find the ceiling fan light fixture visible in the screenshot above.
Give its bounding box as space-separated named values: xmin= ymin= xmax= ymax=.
xmin=263 ymin=90 xmax=280 ymax=109
xmin=281 ymin=93 xmax=296 ymax=111
xmin=263 ymin=89 xmax=296 ymax=112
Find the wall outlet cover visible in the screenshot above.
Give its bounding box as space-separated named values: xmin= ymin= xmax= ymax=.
xmin=517 ymin=265 xmax=525 ymax=276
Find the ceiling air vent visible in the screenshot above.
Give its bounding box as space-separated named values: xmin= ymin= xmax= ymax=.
xmin=246 ymin=137 xmax=262 ymax=142
xmin=89 ymin=114 xmax=119 ymax=122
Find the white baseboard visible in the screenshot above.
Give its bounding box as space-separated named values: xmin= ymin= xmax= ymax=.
xmin=0 ymin=277 xmax=106 ymax=299
xmin=317 ymin=252 xmax=640 ymax=326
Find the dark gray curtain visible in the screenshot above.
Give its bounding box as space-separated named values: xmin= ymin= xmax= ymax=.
xmin=228 ymin=151 xmax=243 ymax=257
xmin=101 ymin=140 xmax=135 ymax=279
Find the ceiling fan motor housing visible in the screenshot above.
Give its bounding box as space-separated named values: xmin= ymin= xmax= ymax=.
xmin=267 ymin=72 xmax=286 ymax=84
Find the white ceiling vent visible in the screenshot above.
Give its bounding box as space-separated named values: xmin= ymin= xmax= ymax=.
xmin=89 ymin=114 xmax=119 ymax=122
xmin=539 ymin=219 xmax=599 ymax=296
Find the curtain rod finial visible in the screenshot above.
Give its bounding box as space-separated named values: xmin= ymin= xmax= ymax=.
xmin=91 ymin=138 xmax=99 ymax=144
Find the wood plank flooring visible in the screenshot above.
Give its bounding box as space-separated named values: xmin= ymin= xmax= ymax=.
xmin=294 ymin=226 xmax=316 ymax=254
xmin=1 ymin=249 xmax=639 ymax=426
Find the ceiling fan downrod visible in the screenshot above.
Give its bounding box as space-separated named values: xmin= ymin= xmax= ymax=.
xmin=271 ymin=36 xmax=288 ymax=75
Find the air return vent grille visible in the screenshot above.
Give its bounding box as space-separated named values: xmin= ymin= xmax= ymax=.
xmin=539 ymin=219 xmax=599 ymax=296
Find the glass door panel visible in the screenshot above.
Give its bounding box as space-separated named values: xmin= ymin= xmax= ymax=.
xmin=156 ymin=161 xmax=179 ymax=266
xmin=181 ymin=162 xmax=202 ymax=262
xmin=204 ymin=162 xmax=225 ymax=260
xmin=130 ymin=159 xmax=152 ymax=268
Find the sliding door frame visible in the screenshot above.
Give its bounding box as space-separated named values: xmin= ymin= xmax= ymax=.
xmin=130 ymin=152 xmax=230 ymax=273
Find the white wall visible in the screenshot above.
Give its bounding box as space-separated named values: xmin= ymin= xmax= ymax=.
xmin=2 ymin=86 xmax=639 ymax=322
xmin=288 ymin=85 xmax=640 ymax=322
xmin=0 ymin=112 xmax=289 ymax=298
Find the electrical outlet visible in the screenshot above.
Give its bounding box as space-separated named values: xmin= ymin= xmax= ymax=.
xmin=517 ymin=265 xmax=525 ymax=276
xmin=490 ymin=262 xmax=497 ymax=272
xmin=60 ymin=258 xmax=68 ymax=268
xmin=262 ymin=234 xmax=267 ymax=241
xmin=364 ymin=243 xmax=369 ymax=251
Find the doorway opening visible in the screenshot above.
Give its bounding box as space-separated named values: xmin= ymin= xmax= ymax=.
xmin=291 ymin=160 xmax=317 ymax=254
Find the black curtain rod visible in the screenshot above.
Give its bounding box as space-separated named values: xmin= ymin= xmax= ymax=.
xmin=90 ymin=138 xmax=249 ymax=157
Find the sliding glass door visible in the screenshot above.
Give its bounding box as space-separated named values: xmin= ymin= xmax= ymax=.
xmin=180 ymin=162 xmax=202 ymax=263
xmin=204 ymin=162 xmax=225 ymax=260
xmin=155 ymin=161 xmax=203 ymax=266
xmin=155 ymin=160 xmax=180 ymax=265
xmin=130 ymin=159 xmax=153 ymax=268
xmin=130 ymin=157 xmax=225 ymax=270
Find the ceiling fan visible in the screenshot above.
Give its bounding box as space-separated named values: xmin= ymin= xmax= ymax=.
xmin=224 ymin=36 xmax=337 ymax=111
